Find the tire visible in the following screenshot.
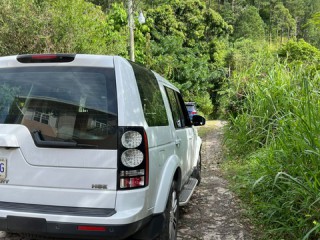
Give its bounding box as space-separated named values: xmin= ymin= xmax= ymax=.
xmin=191 ymin=152 xmax=202 ymax=185
xmin=155 ymin=181 xmax=179 ymax=240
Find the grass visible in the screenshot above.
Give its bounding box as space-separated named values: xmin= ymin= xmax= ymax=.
xmin=197 ymin=120 xmax=222 ymax=138
xmin=221 ymin=58 xmax=320 ymax=239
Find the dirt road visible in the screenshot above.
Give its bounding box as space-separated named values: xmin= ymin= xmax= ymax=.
xmin=0 ymin=121 xmax=254 ymax=240
xmin=177 ymin=121 xmax=254 ymax=240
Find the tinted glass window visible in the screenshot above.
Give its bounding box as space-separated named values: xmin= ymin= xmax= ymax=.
xmin=165 ymin=88 xmax=191 ymax=128
xmin=131 ymin=62 xmax=168 ymax=126
xmin=0 ymin=67 xmax=117 ymax=149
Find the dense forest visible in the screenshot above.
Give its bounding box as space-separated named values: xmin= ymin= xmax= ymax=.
xmin=1 ymin=0 xmax=320 ymax=239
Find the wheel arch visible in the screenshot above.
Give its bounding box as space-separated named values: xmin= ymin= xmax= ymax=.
xmin=153 ymin=155 xmax=181 ymax=213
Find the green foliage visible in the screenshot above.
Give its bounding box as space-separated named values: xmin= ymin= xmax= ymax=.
xmin=272 ymin=2 xmax=296 ymax=39
xmin=104 ymin=2 xmax=129 ymax=56
xmin=138 ymin=0 xmax=231 ymax=117
xmin=0 ymin=0 xmax=128 ymax=55
xmin=193 ymin=92 xmax=214 ymax=117
xmin=304 ymin=12 xmax=320 ymax=48
xmin=0 ymin=0 xmax=46 ymax=55
xmin=225 ymin=38 xmax=272 ymax=74
xmin=46 ymin=0 xmax=110 ymax=53
xmin=278 ymin=39 xmax=320 ymax=63
xmin=107 ymin=2 xmax=128 ymax=31
xmin=204 ymin=8 xmax=233 ymax=38
xmin=213 ymin=0 xmax=320 ymax=45
xmin=309 ymin=12 xmax=320 ymax=28
xmin=288 ymin=0 xmax=320 ymax=43
xmin=87 ymin=0 xmax=119 ymax=11
xmin=232 ymin=6 xmax=265 ymax=41
xmin=222 ymin=50 xmax=320 ymax=238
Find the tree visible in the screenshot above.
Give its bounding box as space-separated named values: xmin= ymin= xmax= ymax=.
xmin=283 ymin=0 xmax=304 ymax=35
xmin=138 ymin=0 xmax=232 ymax=117
xmin=272 ymin=2 xmax=296 ymax=42
xmin=303 ymin=11 xmax=320 ymax=48
xmin=87 ymin=0 xmax=125 ymax=11
xmin=45 ymin=0 xmax=111 ymax=53
xmin=0 ymin=0 xmax=130 ymax=55
xmin=213 ymin=0 xmax=248 ymax=25
xmin=233 ymin=6 xmax=265 ymax=41
xmin=0 ymin=0 xmax=46 ymax=55
xmin=105 ymin=2 xmax=130 ymax=56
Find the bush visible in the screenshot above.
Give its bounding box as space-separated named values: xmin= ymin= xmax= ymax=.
xmin=278 ymin=39 xmax=320 ymax=63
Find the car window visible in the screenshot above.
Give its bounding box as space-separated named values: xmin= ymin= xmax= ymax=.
xmin=165 ymin=87 xmax=191 ymax=128
xmin=0 ymin=67 xmax=117 ymax=149
xmin=131 ymin=62 xmax=168 ymax=127
xmin=186 ymin=105 xmax=195 ymax=111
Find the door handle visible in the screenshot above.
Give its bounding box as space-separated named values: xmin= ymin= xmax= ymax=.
xmin=175 ymin=138 xmax=181 ymax=147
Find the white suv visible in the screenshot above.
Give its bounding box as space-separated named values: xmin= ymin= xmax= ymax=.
xmin=0 ymin=54 xmax=205 ymax=240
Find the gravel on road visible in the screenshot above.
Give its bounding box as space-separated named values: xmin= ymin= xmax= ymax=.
xmin=177 ymin=121 xmax=254 ymax=240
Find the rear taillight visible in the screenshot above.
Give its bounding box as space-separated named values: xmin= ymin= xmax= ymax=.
xmin=17 ymin=54 xmax=75 ymax=63
xmin=118 ymin=127 xmax=149 ymax=190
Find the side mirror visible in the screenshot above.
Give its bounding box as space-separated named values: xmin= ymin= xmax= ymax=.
xmin=192 ymin=115 xmax=206 ymax=126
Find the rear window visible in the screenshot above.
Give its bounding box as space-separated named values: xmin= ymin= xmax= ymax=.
xmin=186 ymin=105 xmax=196 ymax=111
xmin=0 ymin=67 xmax=117 ymax=149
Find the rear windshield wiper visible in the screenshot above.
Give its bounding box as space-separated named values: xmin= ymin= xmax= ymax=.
xmin=32 ymin=130 xmax=97 ymax=148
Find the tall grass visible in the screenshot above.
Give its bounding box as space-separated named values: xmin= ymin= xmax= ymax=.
xmin=222 ymin=58 xmax=320 ymax=239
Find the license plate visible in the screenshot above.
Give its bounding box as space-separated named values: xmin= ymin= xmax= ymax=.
xmin=0 ymin=158 xmax=7 ymax=179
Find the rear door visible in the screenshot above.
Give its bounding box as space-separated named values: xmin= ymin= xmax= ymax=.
xmin=0 ymin=63 xmax=118 ymax=209
xmin=165 ymin=88 xmax=194 ymax=184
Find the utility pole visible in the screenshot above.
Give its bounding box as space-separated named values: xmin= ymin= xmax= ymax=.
xmin=128 ymin=0 xmax=135 ymax=62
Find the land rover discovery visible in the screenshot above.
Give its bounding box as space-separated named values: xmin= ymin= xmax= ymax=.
xmin=0 ymin=54 xmax=205 ymax=240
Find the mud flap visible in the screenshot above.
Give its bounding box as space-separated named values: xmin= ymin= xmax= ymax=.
xmin=132 ymin=213 xmax=165 ymax=240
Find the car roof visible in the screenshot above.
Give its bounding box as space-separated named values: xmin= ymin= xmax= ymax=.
xmin=185 ymin=102 xmax=196 ymax=105
xmin=152 ymin=71 xmax=180 ymax=92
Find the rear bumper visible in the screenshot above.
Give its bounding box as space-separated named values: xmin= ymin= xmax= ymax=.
xmin=0 ymin=215 xmax=155 ymax=240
